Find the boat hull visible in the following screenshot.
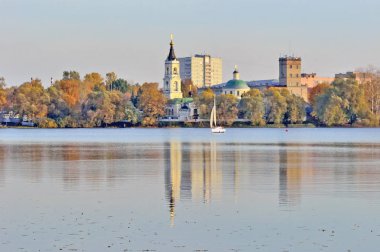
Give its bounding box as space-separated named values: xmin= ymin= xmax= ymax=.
xmin=211 ymin=127 xmax=226 ymax=133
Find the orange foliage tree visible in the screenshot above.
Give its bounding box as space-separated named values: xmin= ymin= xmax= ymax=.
xmin=137 ymin=83 xmax=166 ymax=126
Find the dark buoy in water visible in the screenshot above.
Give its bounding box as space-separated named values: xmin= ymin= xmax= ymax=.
xmin=285 ymin=129 xmax=288 ymax=132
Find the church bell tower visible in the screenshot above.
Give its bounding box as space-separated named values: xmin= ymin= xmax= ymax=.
xmin=163 ymin=35 xmax=183 ymax=99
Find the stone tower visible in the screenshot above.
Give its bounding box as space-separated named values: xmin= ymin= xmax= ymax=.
xmin=279 ymin=56 xmax=308 ymax=102
xmin=163 ymin=35 xmax=183 ymax=100
xmin=279 ymin=56 xmax=302 ymax=87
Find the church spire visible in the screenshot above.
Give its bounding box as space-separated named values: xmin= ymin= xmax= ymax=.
xmin=167 ymin=34 xmax=177 ymax=61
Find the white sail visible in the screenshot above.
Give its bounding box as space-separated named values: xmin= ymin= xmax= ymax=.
xmin=213 ymin=99 xmax=217 ymax=127
xmin=210 ymin=105 xmax=215 ymax=128
xmin=210 ymin=95 xmax=226 ymax=133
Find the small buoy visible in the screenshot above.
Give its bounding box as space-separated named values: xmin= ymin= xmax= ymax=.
xmin=285 ymin=129 xmax=288 ymax=132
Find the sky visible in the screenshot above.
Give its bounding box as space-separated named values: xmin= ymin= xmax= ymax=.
xmin=1 ymin=0 xmax=380 ymax=87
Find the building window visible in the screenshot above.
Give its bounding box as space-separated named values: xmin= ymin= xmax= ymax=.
xmin=175 ymin=81 xmax=178 ymax=91
xmin=225 ymin=91 xmax=227 ymax=94
xmin=290 ymin=74 xmax=293 ymax=78
xmin=166 ymin=67 xmax=169 ymax=75
xmin=296 ymin=74 xmax=299 ymax=77
xmin=290 ymin=65 xmax=293 ymax=69
xmin=166 ymin=81 xmax=169 ymax=89
xmin=230 ymin=91 xmax=232 ymax=95
xmin=173 ymin=67 xmax=178 ymax=75
xmin=237 ymin=91 xmax=240 ymax=96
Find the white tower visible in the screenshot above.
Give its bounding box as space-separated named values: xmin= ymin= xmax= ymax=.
xmin=163 ymin=35 xmax=183 ymax=99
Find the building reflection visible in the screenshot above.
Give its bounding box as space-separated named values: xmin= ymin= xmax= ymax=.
xmin=278 ymin=144 xmax=314 ymax=207
xmin=165 ymin=141 xmax=223 ymax=226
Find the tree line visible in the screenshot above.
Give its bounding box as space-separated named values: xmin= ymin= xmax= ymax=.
xmin=0 ymin=67 xmax=379 ymax=128
xmin=0 ymin=72 xmax=166 ymax=128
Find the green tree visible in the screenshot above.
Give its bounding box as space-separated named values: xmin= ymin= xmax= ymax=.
xmin=315 ymin=91 xmax=347 ymax=126
xmin=284 ymin=94 xmax=306 ymax=124
xmin=125 ymin=101 xmax=139 ymax=125
xmin=63 ymin=71 xmax=80 ymax=80
xmin=111 ymin=78 xmax=130 ymax=93
xmin=332 ymin=78 xmax=371 ymax=124
xmin=264 ymin=88 xmax=287 ymax=124
xmin=239 ymin=89 xmax=265 ymax=126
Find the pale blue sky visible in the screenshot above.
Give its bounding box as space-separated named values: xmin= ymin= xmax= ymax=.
xmin=1 ymin=0 xmax=379 ymax=86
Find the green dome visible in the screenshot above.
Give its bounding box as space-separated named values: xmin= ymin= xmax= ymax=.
xmin=224 ymin=79 xmax=249 ymax=89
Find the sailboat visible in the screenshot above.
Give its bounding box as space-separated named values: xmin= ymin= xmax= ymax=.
xmin=210 ymin=96 xmax=226 ymax=133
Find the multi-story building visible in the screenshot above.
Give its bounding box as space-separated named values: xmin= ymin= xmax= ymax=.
xmin=179 ymin=54 xmax=222 ymax=88
xmin=279 ymin=56 xmax=308 ymax=102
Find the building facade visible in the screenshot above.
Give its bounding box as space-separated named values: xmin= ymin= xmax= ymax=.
xmin=279 ymin=56 xmax=308 ymax=102
xmin=301 ymin=73 xmax=334 ymax=88
xmin=163 ymin=35 xmax=183 ymax=100
xmin=179 ymin=54 xmax=222 ymax=88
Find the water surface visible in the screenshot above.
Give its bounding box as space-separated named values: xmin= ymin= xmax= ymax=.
xmin=1 ymin=128 xmax=380 ymax=251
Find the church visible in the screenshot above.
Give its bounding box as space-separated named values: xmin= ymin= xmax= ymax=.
xmin=161 ymin=35 xmax=198 ymax=122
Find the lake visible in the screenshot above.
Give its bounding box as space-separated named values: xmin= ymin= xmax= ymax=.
xmin=1 ymin=128 xmax=380 ymax=251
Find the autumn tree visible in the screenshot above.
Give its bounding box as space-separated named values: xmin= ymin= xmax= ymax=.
xmin=46 ymin=85 xmax=71 ymax=122
xmin=358 ymin=67 xmax=380 ymax=117
xmin=193 ymin=88 xmax=214 ymax=119
xmin=106 ymin=72 xmax=117 ymax=91
xmin=137 ymin=83 xmax=166 ymax=126
xmin=216 ymin=94 xmax=239 ymax=126
xmin=0 ymin=77 xmax=7 ymax=109
xmin=83 ymin=72 xmax=104 ymax=95
xmin=10 ymin=79 xmax=49 ymax=121
xmin=81 ymin=89 xmax=128 ymax=127
xmin=239 ymin=89 xmax=265 ymax=126
xmin=53 ymin=78 xmax=81 ymax=108
xmin=181 ymin=79 xmax=197 ymax=98
xmin=309 ymin=83 xmax=330 ymax=107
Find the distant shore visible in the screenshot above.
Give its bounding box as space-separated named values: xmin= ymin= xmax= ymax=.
xmin=2 ymin=123 xmax=379 ymax=129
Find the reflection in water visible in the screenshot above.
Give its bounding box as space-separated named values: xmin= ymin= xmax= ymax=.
xmin=2 ymin=129 xmax=380 ymax=251
xmin=2 ymin=140 xmax=380 ymax=228
xmin=278 ymin=145 xmax=315 ymax=207
xmin=165 ymin=141 xmax=223 ymax=226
